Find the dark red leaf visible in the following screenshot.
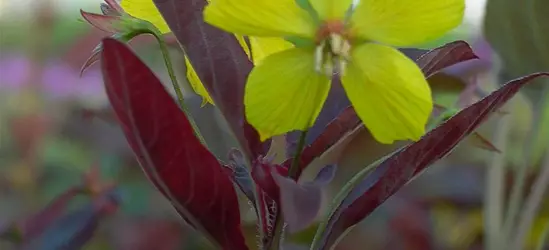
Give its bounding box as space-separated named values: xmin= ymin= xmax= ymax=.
xmin=313 ymin=72 xmax=549 ymax=249
xmin=251 ymin=158 xmax=288 ymax=203
xmin=20 ymin=191 xmax=120 ymax=250
xmin=444 ymin=37 xmax=494 ymax=78
xmin=20 ymin=187 xmax=81 ymax=240
xmin=298 ymin=107 xmax=361 ymax=170
xmin=100 ymin=38 xmax=248 ymax=250
xmin=417 ymin=40 xmax=479 ymax=78
xmin=152 ymin=0 xmax=269 ymax=160
xmin=432 ymin=107 xmax=500 ymax=153
xmin=80 ymin=10 xmax=122 ymax=33
xmin=251 ymin=157 xmax=289 ymax=248
xmin=2 ymin=166 xmax=112 ymax=243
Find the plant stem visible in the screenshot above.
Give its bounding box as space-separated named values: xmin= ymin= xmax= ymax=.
xmin=288 ymin=130 xmax=309 ymax=179
xmin=535 ymin=219 xmax=549 ymax=250
xmin=511 ymin=147 xmax=549 ymax=249
xmin=270 ymin=130 xmax=308 ymax=250
xmin=152 ymin=32 xmax=206 ymax=145
xmin=502 ymin=96 xmax=544 ymax=244
xmin=484 ymin=114 xmax=510 ymax=250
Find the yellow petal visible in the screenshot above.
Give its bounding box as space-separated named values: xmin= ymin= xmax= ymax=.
xmin=249 ymin=37 xmax=294 ymax=65
xmin=351 ymin=0 xmax=465 ymax=46
xmin=309 ymin=0 xmax=352 ymax=20
xmin=204 ymin=0 xmax=316 ymax=38
xmin=245 ymin=48 xmax=330 ymax=141
xmin=185 ymin=57 xmax=214 ymax=106
xmin=341 ymin=43 xmax=433 ymax=144
xmin=121 ymin=0 xmax=171 ymax=34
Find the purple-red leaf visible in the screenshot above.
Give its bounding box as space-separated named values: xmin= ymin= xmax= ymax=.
xmin=313 ymin=72 xmax=549 ymax=249
xmin=417 ymin=40 xmax=479 ymax=78
xmin=20 ymin=190 xmax=120 ymax=250
xmin=297 ymin=107 xmax=361 ymax=170
xmin=0 ymin=187 xmax=80 ymax=243
xmin=251 ymin=158 xmax=289 ymax=248
xmin=22 ymin=188 xmax=81 ymax=240
xmin=152 ymin=0 xmax=269 ymax=160
xmin=100 ymin=38 xmax=248 ymax=250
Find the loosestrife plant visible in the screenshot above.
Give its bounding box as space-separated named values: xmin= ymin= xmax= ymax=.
xmin=77 ymin=0 xmax=549 ymax=249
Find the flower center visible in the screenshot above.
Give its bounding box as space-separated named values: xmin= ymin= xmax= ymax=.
xmin=314 ymin=21 xmax=351 ymax=76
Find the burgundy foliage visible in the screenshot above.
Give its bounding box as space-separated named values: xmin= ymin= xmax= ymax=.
xmin=313 ymin=73 xmax=549 ymax=249
xmin=100 ymin=38 xmax=248 ymax=250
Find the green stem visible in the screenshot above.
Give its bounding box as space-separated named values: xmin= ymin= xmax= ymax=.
xmin=288 ymin=130 xmax=309 ymax=179
xmin=151 ymin=32 xmax=206 ymax=145
xmin=270 ymin=130 xmax=308 ymax=250
xmin=510 ymin=86 xmax=549 ymax=249
xmin=512 ymin=148 xmax=549 ymax=250
xmin=502 ymin=98 xmax=544 ymax=244
xmin=484 ymin=113 xmax=510 ymax=250
xmin=535 ymin=219 xmax=549 ymax=250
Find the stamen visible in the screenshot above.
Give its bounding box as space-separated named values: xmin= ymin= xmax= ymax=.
xmin=314 ymin=41 xmax=325 ymax=73
xmin=314 ymin=22 xmax=352 ymax=77
xmin=330 ymin=34 xmax=343 ymax=55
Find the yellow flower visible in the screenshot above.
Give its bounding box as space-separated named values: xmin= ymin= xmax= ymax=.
xmin=204 ymin=0 xmax=464 ymax=143
xmin=120 ymin=0 xmax=293 ymax=106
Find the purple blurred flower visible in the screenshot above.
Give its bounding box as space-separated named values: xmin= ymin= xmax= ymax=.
xmin=0 ymin=54 xmax=105 ymax=102
xmin=0 ymin=55 xmax=31 ymax=90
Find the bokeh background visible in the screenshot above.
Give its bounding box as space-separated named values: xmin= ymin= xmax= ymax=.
xmin=1 ymin=0 xmax=548 ymax=249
